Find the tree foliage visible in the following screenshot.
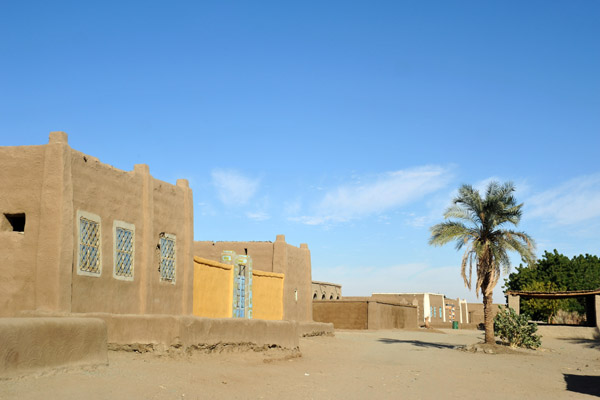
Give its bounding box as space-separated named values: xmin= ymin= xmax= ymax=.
xmin=504 ymin=250 xmax=600 ymax=320
xmin=521 ymin=281 xmax=562 ymax=323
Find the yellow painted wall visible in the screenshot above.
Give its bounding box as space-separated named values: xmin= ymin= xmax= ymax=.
xmin=252 ymin=270 xmax=284 ymax=320
xmin=193 ymin=256 xmax=233 ymax=318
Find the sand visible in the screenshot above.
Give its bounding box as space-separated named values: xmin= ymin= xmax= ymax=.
xmin=1 ymin=328 xmax=599 ymax=399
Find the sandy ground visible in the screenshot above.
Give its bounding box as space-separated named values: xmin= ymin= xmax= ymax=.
xmin=1 ymin=328 xmax=599 ymax=400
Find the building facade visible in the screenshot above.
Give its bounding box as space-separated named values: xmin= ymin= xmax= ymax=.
xmin=312 ymin=281 xmax=342 ymax=300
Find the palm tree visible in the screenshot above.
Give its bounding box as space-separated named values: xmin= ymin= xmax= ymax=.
xmin=429 ymin=181 xmax=536 ymax=344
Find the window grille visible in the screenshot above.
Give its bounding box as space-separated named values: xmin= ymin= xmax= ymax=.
xmin=78 ymin=212 xmax=101 ymax=276
xmin=159 ymin=234 xmax=176 ymax=282
xmin=114 ymin=223 xmax=134 ymax=280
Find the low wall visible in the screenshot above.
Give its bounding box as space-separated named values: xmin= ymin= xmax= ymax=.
xmin=0 ymin=318 xmax=108 ymax=378
xmin=313 ymin=300 xmax=418 ymax=330
xmin=313 ymin=301 xmax=369 ymax=329
xmin=193 ymin=257 xmax=233 ymax=318
xmin=72 ymin=313 xmax=300 ymax=350
xmin=368 ymin=301 xmax=418 ymax=329
xmin=253 ymin=270 xmax=284 ymax=320
xmin=296 ymin=321 xmax=335 ymax=337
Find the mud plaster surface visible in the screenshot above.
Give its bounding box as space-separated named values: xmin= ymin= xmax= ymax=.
xmin=1 ymin=329 xmax=599 ymax=399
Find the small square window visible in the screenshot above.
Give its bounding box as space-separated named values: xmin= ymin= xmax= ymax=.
xmin=77 ymin=211 xmax=101 ymax=276
xmin=159 ymin=233 xmax=176 ymax=283
xmin=114 ymin=221 xmax=135 ymax=280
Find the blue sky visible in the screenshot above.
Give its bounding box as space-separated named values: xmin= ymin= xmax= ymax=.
xmin=2 ymin=1 xmax=599 ymax=303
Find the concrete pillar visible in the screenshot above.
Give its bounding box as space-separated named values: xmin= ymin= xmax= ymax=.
xmin=34 ymin=132 xmax=73 ymax=313
xmin=134 ymin=163 xmax=153 ymax=314
xmin=177 ymin=178 xmax=194 ymax=315
xmin=508 ymin=294 xmax=520 ymax=315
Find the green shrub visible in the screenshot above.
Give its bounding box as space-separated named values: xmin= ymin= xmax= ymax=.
xmin=494 ymin=306 xmax=541 ymax=349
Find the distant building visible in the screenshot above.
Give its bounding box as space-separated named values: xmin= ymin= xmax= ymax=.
xmin=372 ymin=293 xmax=469 ymax=327
xmin=312 ymin=281 xmax=342 ymax=300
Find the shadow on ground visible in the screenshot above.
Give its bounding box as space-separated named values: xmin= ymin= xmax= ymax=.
xmin=559 ymin=329 xmax=600 ymax=349
xmin=378 ymin=338 xmax=456 ymax=349
xmin=560 ymin=337 xmax=600 ymax=350
xmin=564 ymin=374 xmax=600 ymax=397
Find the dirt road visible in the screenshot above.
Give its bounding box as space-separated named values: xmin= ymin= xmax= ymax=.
xmin=2 ymin=328 xmax=599 ymax=399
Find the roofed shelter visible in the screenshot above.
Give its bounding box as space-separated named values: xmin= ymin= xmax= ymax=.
xmin=505 ymin=289 xmax=600 ymax=328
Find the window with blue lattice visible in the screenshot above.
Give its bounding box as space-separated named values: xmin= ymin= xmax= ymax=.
xmin=114 ymin=220 xmax=135 ymax=281
xmin=77 ymin=210 xmax=102 ymax=277
xmin=159 ymin=233 xmax=176 ymax=283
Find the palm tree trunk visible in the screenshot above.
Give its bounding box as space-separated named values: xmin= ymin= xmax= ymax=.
xmin=483 ymin=291 xmax=495 ymax=344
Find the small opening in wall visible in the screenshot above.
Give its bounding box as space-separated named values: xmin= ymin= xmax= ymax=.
xmin=3 ymin=213 xmax=26 ymax=232
xmin=313 ymin=293 xmax=317 ymax=300
xmin=244 ymin=248 xmax=248 ymax=255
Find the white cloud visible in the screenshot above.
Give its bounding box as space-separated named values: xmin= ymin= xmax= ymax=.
xmin=246 ymin=211 xmax=270 ymax=221
xmin=211 ymin=169 xmax=260 ymax=206
xmin=526 ymin=173 xmax=600 ymax=225
xmin=196 ymin=201 xmax=217 ymax=217
xmin=293 ymin=166 xmax=452 ymax=225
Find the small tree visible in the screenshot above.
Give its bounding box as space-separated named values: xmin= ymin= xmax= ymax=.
xmin=521 ymin=281 xmax=563 ymax=323
xmin=494 ymin=306 xmax=541 ymax=349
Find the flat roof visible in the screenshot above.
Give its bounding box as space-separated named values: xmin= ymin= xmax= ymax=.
xmin=505 ymin=288 xmax=600 ymax=299
xmin=312 ymin=281 xmax=342 ymax=287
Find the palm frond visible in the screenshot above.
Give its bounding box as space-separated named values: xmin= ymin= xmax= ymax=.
xmin=429 ymin=221 xmax=472 ymax=246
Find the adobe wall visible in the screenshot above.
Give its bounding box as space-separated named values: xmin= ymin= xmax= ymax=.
xmin=0 ymin=318 xmax=108 ymax=378
xmin=313 ymin=300 xmax=368 ymax=329
xmin=428 ymin=294 xmax=445 ymax=323
xmin=194 ymin=241 xmax=275 ymax=272
xmin=443 ymin=298 xmax=469 ymax=324
xmin=0 ymin=132 xmax=194 ymax=317
xmin=277 ymin=238 xmax=313 ymax=322
xmin=70 ymin=149 xmax=144 ymax=314
xmin=372 ymin=294 xmax=423 ymax=323
xmin=69 ymin=139 xmax=194 ymax=315
xmin=0 ymin=144 xmax=46 ymax=316
xmin=313 ymin=299 xmax=418 ymax=330
xmin=373 ymin=293 xmax=447 ymax=326
xmin=468 ymin=303 xmax=503 ymax=326
xmin=72 ymin=313 xmax=300 ymax=350
xmin=252 ymin=270 xmax=284 ymax=321
xmin=312 ymin=281 xmax=342 ymax=300
xmin=194 ymin=235 xmax=313 ymax=322
xmin=367 ymin=301 xmax=418 ymax=330
xmin=192 ymin=257 xmax=233 ymax=318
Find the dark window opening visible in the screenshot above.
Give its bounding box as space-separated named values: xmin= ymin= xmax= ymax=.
xmin=321 ymin=294 xmax=326 ymax=300
xmin=336 ymin=296 xmax=340 ymax=300
xmin=330 ymin=295 xmax=334 ymax=300
xmin=3 ymin=213 xmax=26 ymax=232
xmin=313 ymin=293 xmax=317 ymax=299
